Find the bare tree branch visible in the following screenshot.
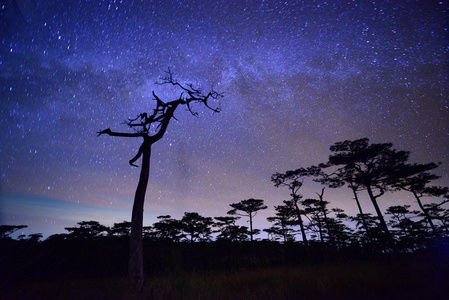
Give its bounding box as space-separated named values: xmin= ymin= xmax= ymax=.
xmin=97 ymin=128 xmax=144 ymax=138
xmin=156 ymin=68 xmax=223 ymax=115
xmin=98 ymin=69 xmax=222 ymax=167
xmin=129 ymin=144 xmax=144 ymax=167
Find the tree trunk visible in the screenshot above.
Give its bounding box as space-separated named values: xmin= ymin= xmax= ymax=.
xmin=249 ymin=214 xmax=253 ymax=241
xmin=316 ymin=214 xmax=324 ymax=243
xmin=317 ymin=188 xmax=333 ymax=246
xmin=281 ymin=222 xmax=288 ymax=242
xmin=129 ymin=139 xmax=151 ymax=292
xmin=366 ymin=185 xmax=395 ymax=250
xmin=294 ymin=201 xmax=308 ymax=246
xmin=412 ymin=191 xmax=440 ymax=238
xmin=350 ymin=185 xmax=372 ymax=245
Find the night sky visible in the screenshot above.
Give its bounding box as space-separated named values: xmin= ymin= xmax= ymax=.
xmin=1 ymin=0 xmax=448 ymax=238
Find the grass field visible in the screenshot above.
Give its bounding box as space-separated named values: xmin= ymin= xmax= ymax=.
xmin=2 ymin=256 xmax=448 ymax=300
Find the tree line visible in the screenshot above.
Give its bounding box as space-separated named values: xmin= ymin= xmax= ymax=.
xmin=3 ymin=138 xmax=448 ymax=254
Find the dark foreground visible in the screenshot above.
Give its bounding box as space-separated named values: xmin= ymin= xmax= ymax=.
xmin=2 ymin=255 xmax=448 ymax=300
xmin=2 ymin=238 xmax=448 ymax=299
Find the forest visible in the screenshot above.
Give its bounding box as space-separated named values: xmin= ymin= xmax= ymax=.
xmin=1 ymin=138 xmax=448 ymax=299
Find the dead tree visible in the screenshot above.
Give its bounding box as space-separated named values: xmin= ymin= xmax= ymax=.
xmin=97 ymin=69 xmax=222 ymax=291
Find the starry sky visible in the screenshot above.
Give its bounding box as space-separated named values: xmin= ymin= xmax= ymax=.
xmin=1 ymin=0 xmax=448 ymax=238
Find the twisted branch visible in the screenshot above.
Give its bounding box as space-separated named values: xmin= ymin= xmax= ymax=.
xmin=98 ymin=69 xmax=223 ymax=167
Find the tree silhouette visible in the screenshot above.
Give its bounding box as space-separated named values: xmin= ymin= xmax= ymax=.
xmin=228 ymin=199 xmax=267 ymax=241
xmin=323 ymin=138 xmax=411 ymax=250
xmin=423 ymin=201 xmax=449 ymax=235
xmin=390 ymin=161 xmax=448 ymax=238
xmin=271 ymin=167 xmax=322 ymax=246
xmin=326 ymin=208 xmax=353 ymax=248
xmin=301 ymin=198 xmax=327 ymax=242
xmin=150 ymin=215 xmax=184 ymax=242
xmin=108 ymin=221 xmax=131 ymax=237
xmin=299 ymin=188 xmax=336 ymax=246
xmin=319 ymin=166 xmax=373 ymax=246
xmin=266 ymin=203 xmax=297 ymax=242
xmin=16 ymin=232 xmax=43 ymax=243
xmin=315 ymin=188 xmax=334 ymax=245
xmin=214 ymin=216 xmax=249 ymax=241
xmin=349 ymin=213 xmax=387 ymax=249
xmin=385 ymin=205 xmax=425 ymax=251
xmin=97 ymin=70 xmax=222 ymax=290
xmin=65 ymin=221 xmax=108 ymax=240
xmin=180 ymin=212 xmax=214 ymax=242
xmin=0 ymin=225 xmax=27 ymax=239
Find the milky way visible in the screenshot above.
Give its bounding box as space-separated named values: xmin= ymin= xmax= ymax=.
xmin=1 ymin=0 xmax=448 ymax=238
